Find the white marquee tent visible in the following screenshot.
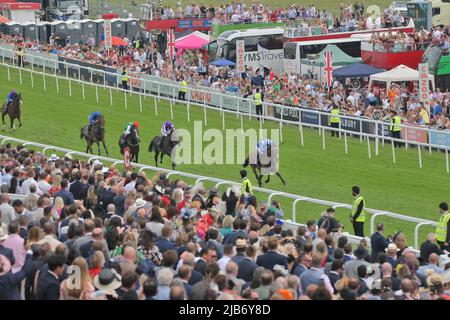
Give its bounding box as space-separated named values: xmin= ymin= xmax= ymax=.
xmin=369 ymin=64 xmax=435 ymax=90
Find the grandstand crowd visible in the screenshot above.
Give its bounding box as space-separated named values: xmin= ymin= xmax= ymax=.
xmin=0 ymin=143 xmax=449 ymax=300
xmin=1 ymin=26 xmax=449 ymax=131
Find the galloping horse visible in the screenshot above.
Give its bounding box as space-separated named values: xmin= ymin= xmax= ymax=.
xmin=148 ymin=129 xmax=181 ymax=170
xmin=243 ymin=144 xmax=286 ymax=187
xmin=80 ymin=116 xmax=109 ymax=156
xmin=119 ymin=126 xmax=140 ymax=163
xmin=2 ymin=93 xmax=22 ymax=131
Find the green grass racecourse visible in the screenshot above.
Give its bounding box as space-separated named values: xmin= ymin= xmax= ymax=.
xmin=0 ymin=64 xmax=447 ymax=245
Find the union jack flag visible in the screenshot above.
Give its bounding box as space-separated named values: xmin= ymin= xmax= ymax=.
xmin=167 ymin=28 xmax=175 ymax=63
xmin=323 ymin=50 xmax=333 ymax=88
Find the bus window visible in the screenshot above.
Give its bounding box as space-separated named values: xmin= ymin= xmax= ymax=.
xmin=300 ymin=44 xmax=326 ymax=58
xmin=284 ymin=42 xmax=297 ymax=59
xmin=244 ymin=36 xmax=259 ymax=52
xmin=336 ymin=41 xmax=362 ymax=58
xmin=207 ymin=41 xmax=218 ymax=60
xmin=222 ymin=42 xmax=236 ymax=61
xmin=259 ymin=34 xmax=283 ymax=50
xmin=432 ymin=7 xmax=441 ymax=15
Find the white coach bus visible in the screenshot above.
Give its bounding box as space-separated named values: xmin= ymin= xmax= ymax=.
xmin=206 ymin=28 xmax=285 ymax=74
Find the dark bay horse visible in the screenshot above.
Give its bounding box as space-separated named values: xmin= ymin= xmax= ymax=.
xmin=243 ymin=145 xmax=286 ymax=187
xmin=148 ymin=129 xmax=181 ymax=170
xmin=2 ymin=93 xmax=22 ymax=131
xmin=119 ymin=126 xmax=140 ymax=163
xmin=80 ymin=116 xmax=109 ymax=155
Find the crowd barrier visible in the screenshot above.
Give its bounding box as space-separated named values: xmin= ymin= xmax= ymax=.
xmin=0 ymin=134 xmax=434 ymax=253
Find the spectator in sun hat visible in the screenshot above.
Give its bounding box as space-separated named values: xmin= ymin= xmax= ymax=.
xmin=344 ymin=245 xmax=371 ymax=280
xmin=49 ymin=154 xmax=59 ymax=162
xmin=93 ymin=268 xmax=122 ymax=300
xmin=386 ymin=243 xmax=400 ymax=268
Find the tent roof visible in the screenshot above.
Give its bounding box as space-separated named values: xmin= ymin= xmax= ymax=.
xmin=370 ymin=64 xmax=433 ymax=82
xmin=438 ymin=56 xmax=450 ymax=76
xmin=0 ymin=15 xmax=10 ymax=24
xmin=301 ymin=44 xmax=361 ymax=66
xmin=333 ymin=63 xmax=385 ymax=78
xmin=210 ymin=58 xmax=236 ymax=66
xmin=175 ymin=31 xmax=210 ymax=50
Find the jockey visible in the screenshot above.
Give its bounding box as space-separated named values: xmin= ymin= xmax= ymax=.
xmin=124 ymin=121 xmax=140 ymax=139
xmin=159 ymin=121 xmax=174 ymax=148
xmin=5 ymin=89 xmax=17 ymax=112
xmin=161 ymin=121 xmax=174 ymax=137
xmin=88 ymin=111 xmax=102 ymax=128
xmin=257 ymin=139 xmax=273 ymax=157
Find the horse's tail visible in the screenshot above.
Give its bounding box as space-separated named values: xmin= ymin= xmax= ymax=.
xmin=243 ymin=157 xmax=249 ymax=167
xmin=148 ymin=137 xmax=156 ymax=152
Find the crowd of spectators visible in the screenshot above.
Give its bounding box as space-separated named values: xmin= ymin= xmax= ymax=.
xmin=0 ymin=143 xmax=449 ymax=300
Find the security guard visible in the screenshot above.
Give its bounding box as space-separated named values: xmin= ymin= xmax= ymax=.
xmin=390 ymin=110 xmax=402 ymax=148
xmin=329 ymin=104 xmax=340 ymax=138
xmin=178 ymin=78 xmax=187 ymax=101
xmin=436 ymin=202 xmax=450 ymax=250
xmin=350 ymin=185 xmax=366 ymax=237
xmin=240 ymin=170 xmax=253 ymax=198
xmin=254 ymin=87 xmax=263 ymax=116
xmin=121 ymin=67 xmax=129 ymax=90
xmin=16 ymin=46 xmax=24 ymax=68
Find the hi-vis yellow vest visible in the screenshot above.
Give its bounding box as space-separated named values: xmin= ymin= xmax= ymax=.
xmin=351 ymin=195 xmax=366 ymax=222
xmin=122 ymin=71 xmax=129 ymax=82
xmin=241 ymin=177 xmax=253 ymax=195
xmin=391 ymin=116 xmax=402 ymax=132
xmin=254 ymin=92 xmax=262 ymax=105
xmin=436 ymin=212 xmax=450 ymax=242
xmin=330 ymin=109 xmax=340 ymax=123
xmin=180 ymin=81 xmax=187 ymax=92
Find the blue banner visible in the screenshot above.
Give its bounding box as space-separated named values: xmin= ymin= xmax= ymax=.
xmin=177 ymin=19 xmax=212 ymax=29
xmin=429 ymin=130 xmax=450 ymax=147
xmin=301 ymin=110 xmax=319 ymax=125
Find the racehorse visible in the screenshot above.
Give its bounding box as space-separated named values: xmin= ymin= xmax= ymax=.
xmin=80 ymin=116 xmax=109 ymax=156
xmin=243 ymin=144 xmax=286 ymax=187
xmin=119 ymin=126 xmax=140 ymax=163
xmin=148 ymin=129 xmax=181 ymax=170
xmin=2 ymin=93 xmax=22 ymax=131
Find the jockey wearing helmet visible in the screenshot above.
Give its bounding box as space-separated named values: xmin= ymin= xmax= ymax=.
xmin=5 ymin=89 xmax=17 ymax=112
xmin=161 ymin=121 xmax=174 ymax=137
xmin=257 ymin=139 xmax=273 ymax=157
xmin=88 ymin=111 xmax=102 ymax=128
xmin=159 ymin=121 xmax=174 ymax=148
xmin=124 ymin=121 xmax=140 ymax=139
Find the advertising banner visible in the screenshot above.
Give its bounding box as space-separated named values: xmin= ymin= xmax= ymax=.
xmin=236 ymin=40 xmax=245 ymax=75
xmin=429 ymin=130 xmax=450 ymax=148
xmin=418 ymin=63 xmax=430 ymax=113
xmin=402 ymin=126 xmax=428 ymax=144
xmin=104 ymin=19 xmax=112 ymax=49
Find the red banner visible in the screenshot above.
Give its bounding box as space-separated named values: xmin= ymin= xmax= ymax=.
xmin=401 ymin=126 xmax=428 ymax=144
xmin=190 ymin=90 xmax=212 ymax=104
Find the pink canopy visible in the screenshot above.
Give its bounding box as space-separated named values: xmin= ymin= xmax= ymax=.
xmin=175 ymin=33 xmax=209 ymax=50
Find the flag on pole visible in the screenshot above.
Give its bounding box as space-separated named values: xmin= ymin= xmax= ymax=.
xmin=323 ymin=50 xmax=333 ymax=88
xmin=167 ymin=28 xmax=175 ymax=63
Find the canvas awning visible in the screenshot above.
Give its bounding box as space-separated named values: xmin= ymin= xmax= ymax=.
xmin=175 ymin=31 xmax=210 ymax=50
xmin=300 ymin=44 xmax=361 ymax=67
xmin=369 ymin=64 xmax=435 ymax=90
xmin=333 ymin=63 xmax=385 ymax=79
